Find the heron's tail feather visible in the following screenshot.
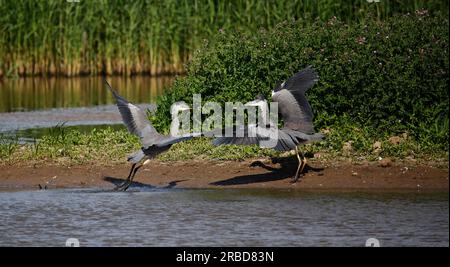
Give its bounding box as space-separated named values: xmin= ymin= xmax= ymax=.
xmin=127 ymin=150 xmax=145 ymax=163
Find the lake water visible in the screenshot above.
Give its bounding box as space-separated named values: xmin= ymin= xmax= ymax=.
xmin=0 ymin=188 xmax=448 ymax=247
xmin=0 ymin=76 xmax=173 ymax=138
xmin=0 ymin=76 xmax=173 ymax=113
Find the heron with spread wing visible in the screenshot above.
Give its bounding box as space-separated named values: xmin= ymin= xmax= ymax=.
xmin=212 ymin=66 xmax=324 ymax=182
xmin=105 ymin=81 xmax=192 ymax=191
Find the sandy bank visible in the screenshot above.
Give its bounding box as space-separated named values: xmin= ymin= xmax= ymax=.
xmin=0 ymin=158 xmax=448 ymax=192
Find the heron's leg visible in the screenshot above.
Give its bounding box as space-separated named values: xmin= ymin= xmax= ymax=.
xmin=292 ymin=147 xmax=305 ymax=183
xmin=114 ymin=163 xmax=136 ymax=190
xmin=298 ymin=150 xmax=307 ymax=174
xmin=293 ymin=146 xmax=302 ymax=182
xmin=121 ymin=163 xmax=143 ymax=191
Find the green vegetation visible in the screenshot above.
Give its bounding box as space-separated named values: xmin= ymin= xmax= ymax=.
xmin=0 ymin=126 xmax=138 ymax=165
xmin=0 ymin=127 xmax=278 ymax=164
xmin=0 ymin=5 xmax=447 ymax=166
xmin=0 ymin=0 xmax=447 ymax=77
xmin=0 ymin=122 xmax=447 ymax=166
xmin=153 ymin=13 xmax=449 ymax=157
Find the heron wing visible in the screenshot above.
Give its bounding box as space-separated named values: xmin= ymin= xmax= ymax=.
xmin=273 ymin=65 xmax=318 ymax=94
xmin=106 ymin=80 xmax=162 ymax=147
xmin=154 ymin=135 xmax=194 ymax=147
xmin=211 ymin=125 xmax=260 ymax=146
xmin=212 ymin=126 xmax=299 ymax=152
xmin=272 ymin=66 xmax=318 ymax=133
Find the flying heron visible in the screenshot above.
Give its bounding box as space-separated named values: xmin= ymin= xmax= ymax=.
xmin=105 ymin=81 xmax=192 ymax=191
xmin=212 ymin=66 xmax=324 ymax=182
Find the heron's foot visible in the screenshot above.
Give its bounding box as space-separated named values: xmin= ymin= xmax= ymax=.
xmin=113 ymin=183 xmax=124 ymax=191
xmin=291 ymin=174 xmax=303 ymax=184
xmin=114 ymin=180 xmax=131 ymax=191
xmin=114 ymin=184 xmax=129 ymax=192
xmin=121 ymin=182 xmax=131 ymax=192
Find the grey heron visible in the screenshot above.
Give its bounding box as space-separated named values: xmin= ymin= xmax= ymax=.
xmin=105 ymin=80 xmax=192 ymax=191
xmin=212 ymin=66 xmax=324 ymax=182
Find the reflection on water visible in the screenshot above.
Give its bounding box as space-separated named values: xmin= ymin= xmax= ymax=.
xmin=0 ymin=76 xmax=173 ymax=136
xmin=0 ymin=76 xmax=174 ymax=112
xmin=0 ymin=188 xmax=448 ymax=246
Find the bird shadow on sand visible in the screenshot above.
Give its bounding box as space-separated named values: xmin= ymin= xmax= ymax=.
xmin=210 ymin=155 xmax=324 ymax=186
xmin=103 ymin=176 xmax=188 ymax=190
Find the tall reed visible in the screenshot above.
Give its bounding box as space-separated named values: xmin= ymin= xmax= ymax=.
xmin=0 ymin=0 xmax=447 ymax=77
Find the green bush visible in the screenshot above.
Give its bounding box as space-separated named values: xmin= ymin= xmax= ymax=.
xmin=153 ymin=13 xmax=449 ymax=151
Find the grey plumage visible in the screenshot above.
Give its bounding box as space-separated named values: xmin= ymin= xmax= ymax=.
xmin=127 ymin=149 xmax=145 ymax=164
xmin=106 ymin=82 xmax=162 ymax=147
xmin=212 ymin=66 xmax=323 ymax=151
xmin=211 ymin=125 xmax=323 ymax=152
xmin=273 ymin=65 xmax=318 ymax=134
xmin=105 ymin=80 xmax=193 ymax=191
xmin=212 ymin=66 xmax=324 ymax=182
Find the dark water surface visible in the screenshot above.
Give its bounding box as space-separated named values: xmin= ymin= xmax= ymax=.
xmin=0 ymin=76 xmax=173 ymax=112
xmin=0 ymin=76 xmax=173 ymax=138
xmin=0 ymin=188 xmax=447 ymax=246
